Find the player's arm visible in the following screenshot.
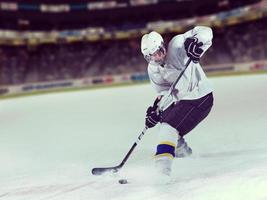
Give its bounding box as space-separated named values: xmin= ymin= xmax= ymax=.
xmin=145 ymin=65 xmax=170 ymax=128
xmin=183 ymin=26 xmax=213 ymax=63
xmin=145 ymin=95 xmax=163 ymax=128
xmin=184 ymin=26 xmax=213 ymax=54
xmin=147 ymin=64 xmax=171 ymax=95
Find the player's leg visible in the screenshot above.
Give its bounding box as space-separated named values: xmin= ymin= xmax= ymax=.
xmin=161 ymin=93 xmax=214 ymax=157
xmin=161 ymin=100 xmax=195 ymax=157
xmin=175 ymin=137 xmax=193 ymax=158
xmin=176 ymin=93 xmax=214 ymax=137
xmin=155 ymin=123 xmax=179 ymax=177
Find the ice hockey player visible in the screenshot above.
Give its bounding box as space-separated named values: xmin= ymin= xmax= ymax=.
xmin=141 ymin=26 xmax=214 ymax=180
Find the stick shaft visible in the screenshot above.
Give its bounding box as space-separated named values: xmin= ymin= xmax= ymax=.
xmin=118 ymin=127 xmax=148 ymax=167
xmin=91 ymin=127 xmax=148 ymax=175
xmin=171 ymin=59 xmax=192 ymax=90
xmin=160 ymin=59 xmax=191 ymax=111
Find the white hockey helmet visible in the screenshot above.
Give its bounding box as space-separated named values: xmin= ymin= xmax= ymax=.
xmin=141 ymin=31 xmax=166 ymax=64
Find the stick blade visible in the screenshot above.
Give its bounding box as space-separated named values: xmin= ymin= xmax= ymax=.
xmin=91 ymin=166 xmax=120 ymax=176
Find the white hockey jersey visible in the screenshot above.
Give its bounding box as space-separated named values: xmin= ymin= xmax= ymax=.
xmin=147 ymin=26 xmax=213 ymax=105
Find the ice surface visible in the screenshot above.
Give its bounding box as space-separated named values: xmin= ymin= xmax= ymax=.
xmin=1 ymin=74 xmax=267 ymax=200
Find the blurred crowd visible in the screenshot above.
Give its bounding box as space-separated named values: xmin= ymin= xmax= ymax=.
xmin=1 ymin=18 xmax=267 ymax=86
xmin=0 ymin=39 xmax=145 ymax=85
xmin=202 ymin=18 xmax=267 ymax=65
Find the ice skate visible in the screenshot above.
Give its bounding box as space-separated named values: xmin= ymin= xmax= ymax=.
xmin=175 ymin=137 xmax=192 ymax=158
xmin=154 ymin=157 xmax=172 ymax=184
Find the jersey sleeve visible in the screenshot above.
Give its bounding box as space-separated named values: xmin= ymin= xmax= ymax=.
xmin=147 ymin=64 xmax=171 ymax=95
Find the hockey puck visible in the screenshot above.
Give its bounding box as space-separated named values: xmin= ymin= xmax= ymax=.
xmin=118 ymin=179 xmax=128 ymax=184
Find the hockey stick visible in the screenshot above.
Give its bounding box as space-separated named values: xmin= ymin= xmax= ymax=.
xmin=91 ymin=126 xmax=148 ymax=175
xmin=159 ymin=58 xmax=191 ymax=111
xmin=91 ymin=59 xmax=191 ymax=176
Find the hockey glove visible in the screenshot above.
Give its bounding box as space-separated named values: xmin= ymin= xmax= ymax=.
xmin=184 ymin=37 xmax=203 ymax=63
xmin=145 ymin=96 xmax=162 ymax=128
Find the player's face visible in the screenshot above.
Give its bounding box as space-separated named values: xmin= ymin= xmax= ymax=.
xmin=150 ymin=46 xmax=166 ymax=64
